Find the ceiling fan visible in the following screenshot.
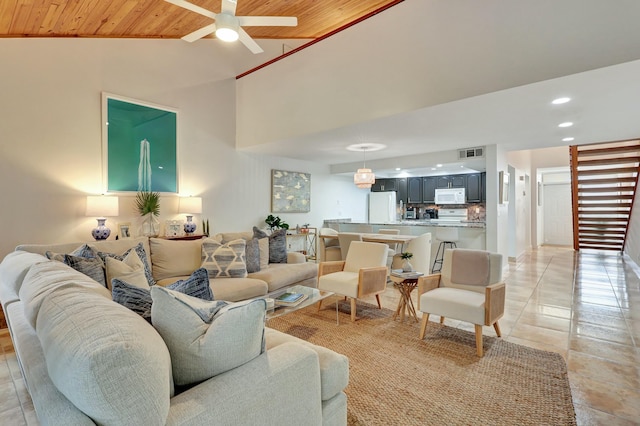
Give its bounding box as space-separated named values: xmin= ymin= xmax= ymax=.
xmin=165 ymin=0 xmax=298 ymax=54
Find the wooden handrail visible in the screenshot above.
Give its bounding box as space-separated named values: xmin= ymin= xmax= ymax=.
xmin=570 ymin=146 xmax=580 ymax=250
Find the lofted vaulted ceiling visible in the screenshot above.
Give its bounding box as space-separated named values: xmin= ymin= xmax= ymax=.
xmin=0 ymin=0 xmax=400 ymax=40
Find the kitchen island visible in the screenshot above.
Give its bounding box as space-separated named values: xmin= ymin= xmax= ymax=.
xmin=322 ymin=220 xmax=486 ymax=271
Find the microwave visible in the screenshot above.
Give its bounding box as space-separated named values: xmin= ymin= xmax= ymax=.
xmin=434 ymin=188 xmax=466 ymax=205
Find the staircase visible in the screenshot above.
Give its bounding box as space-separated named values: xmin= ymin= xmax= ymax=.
xmin=570 ymin=140 xmax=640 ymax=251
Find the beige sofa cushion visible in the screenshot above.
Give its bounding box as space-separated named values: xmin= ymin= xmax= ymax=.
xmin=150 ymin=238 xmax=203 ymax=281
xmin=214 ymin=231 xmax=253 ymax=243
xmin=249 ymin=262 xmax=318 ymax=293
xmin=37 ymin=284 xmax=172 ymax=425
xmin=210 ymin=277 xmax=269 ymax=302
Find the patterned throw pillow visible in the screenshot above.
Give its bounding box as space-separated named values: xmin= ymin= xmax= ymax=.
xmin=98 ymin=243 xmax=155 ymax=287
xmin=46 ymin=244 xmax=98 ymax=262
xmin=201 ymin=238 xmax=248 ymax=278
xmin=63 ymin=254 xmax=106 ymax=287
xmin=253 ymin=227 xmax=287 ymax=264
xmin=150 ymin=286 xmax=266 ymax=386
xmin=112 ymin=268 xmax=213 ymax=322
xmin=245 ymin=238 xmax=261 ymax=273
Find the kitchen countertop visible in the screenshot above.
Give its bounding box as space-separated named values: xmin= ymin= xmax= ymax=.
xmin=346 ymin=220 xmax=486 ymax=229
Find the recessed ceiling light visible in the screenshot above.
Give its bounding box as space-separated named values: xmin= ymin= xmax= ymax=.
xmin=395 ymin=168 xmax=401 ymax=171
xmin=558 ymin=122 xmax=573 ymax=128
xmin=431 ymin=168 xmax=437 ymax=171
xmin=562 ymin=137 xmax=575 ymax=142
xmin=436 ymin=164 xmax=443 ymax=167
xmin=552 ymin=97 xmax=571 ymax=105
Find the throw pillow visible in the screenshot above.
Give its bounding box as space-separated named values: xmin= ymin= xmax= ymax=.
xmin=98 ymin=242 xmax=155 ymax=287
xmin=46 ymin=244 xmax=98 ymax=262
xmin=150 ymin=286 xmax=266 ymax=386
xmin=252 ymin=227 xmax=287 ymax=264
xmin=258 ymin=237 xmax=269 ymax=269
xmin=245 ymin=238 xmax=260 ymax=273
xmin=201 ymin=238 xmax=248 ymax=278
xmin=105 ymin=253 xmax=149 ymax=291
xmin=63 ymin=254 xmax=106 ymax=287
xmin=112 ymin=268 xmax=213 ymax=321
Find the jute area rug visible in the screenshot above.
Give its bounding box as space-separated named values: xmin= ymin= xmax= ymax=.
xmin=267 ymin=300 xmax=576 ymax=426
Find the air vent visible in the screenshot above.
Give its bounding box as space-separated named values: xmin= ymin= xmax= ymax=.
xmin=459 ymin=147 xmax=485 ymax=159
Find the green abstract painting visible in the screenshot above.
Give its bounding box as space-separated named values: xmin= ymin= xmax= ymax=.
xmin=102 ymin=93 xmax=178 ymax=193
xmin=271 ymin=170 xmax=311 ymax=213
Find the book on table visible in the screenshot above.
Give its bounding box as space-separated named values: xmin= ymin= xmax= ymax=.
xmin=391 ymin=270 xmax=424 ymax=279
xmin=274 ymin=292 xmax=308 ymax=307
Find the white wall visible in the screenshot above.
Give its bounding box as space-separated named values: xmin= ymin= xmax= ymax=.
xmin=0 ymin=39 xmax=366 ymax=258
xmin=484 ymin=144 xmax=509 ymax=268
xmin=236 ymin=0 xmax=640 ymax=149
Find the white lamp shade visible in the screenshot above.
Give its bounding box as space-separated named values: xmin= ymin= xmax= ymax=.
xmin=86 ymin=195 xmax=119 ymax=218
xmin=215 ymin=13 xmax=240 ymax=42
xmin=178 ymin=196 xmax=202 ymax=214
xmin=354 ymin=168 xmax=375 ymax=189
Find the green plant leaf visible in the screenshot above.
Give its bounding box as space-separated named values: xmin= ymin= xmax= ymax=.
xmin=135 ymin=191 xmax=160 ymax=216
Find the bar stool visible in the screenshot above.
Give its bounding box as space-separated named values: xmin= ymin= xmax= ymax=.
xmin=431 ymin=227 xmax=459 ymax=273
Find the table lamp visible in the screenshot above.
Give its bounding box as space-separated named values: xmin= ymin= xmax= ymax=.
xmin=86 ymin=195 xmax=119 ymax=240
xmin=178 ymin=196 xmax=202 ymax=234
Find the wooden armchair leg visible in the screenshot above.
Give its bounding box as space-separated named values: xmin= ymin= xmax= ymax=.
xmin=493 ymin=321 xmax=502 ymax=337
xmin=317 ymin=299 xmax=323 ymax=312
xmin=419 ymin=313 xmax=430 ymax=339
xmin=350 ymin=298 xmax=357 ymax=322
xmin=475 ymin=324 xmax=483 ymax=357
xmin=440 ymin=316 xmax=445 ymax=324
xmin=375 ymin=294 xmax=382 ymax=309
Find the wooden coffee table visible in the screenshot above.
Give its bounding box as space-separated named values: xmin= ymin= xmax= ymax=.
xmin=390 ymin=271 xmax=424 ymax=323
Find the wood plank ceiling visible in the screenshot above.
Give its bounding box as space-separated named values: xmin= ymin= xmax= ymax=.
xmin=0 ymin=0 xmax=402 ymax=40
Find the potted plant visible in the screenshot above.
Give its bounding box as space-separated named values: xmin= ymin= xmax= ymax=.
xmin=135 ymin=191 xmax=160 ymax=237
xmin=265 ymin=214 xmax=289 ymax=231
xmin=400 ymin=252 xmax=414 ymax=272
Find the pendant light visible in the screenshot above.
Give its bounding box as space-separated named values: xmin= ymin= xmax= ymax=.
xmin=353 ymin=146 xmax=375 ymax=189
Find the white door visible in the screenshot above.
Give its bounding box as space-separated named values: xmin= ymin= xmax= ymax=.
xmin=543 ymin=183 xmax=573 ymax=246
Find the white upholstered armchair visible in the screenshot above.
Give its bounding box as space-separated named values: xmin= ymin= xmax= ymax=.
xmin=317 ymin=241 xmax=389 ymax=322
xmin=417 ymin=248 xmax=505 ymax=357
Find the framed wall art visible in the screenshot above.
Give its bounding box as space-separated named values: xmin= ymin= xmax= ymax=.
xmin=271 ymin=170 xmax=311 ymax=213
xmin=102 ymin=93 xmax=178 ymax=193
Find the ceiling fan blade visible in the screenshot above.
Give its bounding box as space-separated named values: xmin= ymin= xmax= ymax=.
xmin=164 ymin=0 xmax=216 ymax=19
xmin=182 ymin=23 xmax=217 ymax=42
xmin=238 ymin=27 xmax=263 ymax=54
xmin=221 ymin=0 xmax=237 ymax=15
xmin=237 ymin=16 xmax=298 ymax=27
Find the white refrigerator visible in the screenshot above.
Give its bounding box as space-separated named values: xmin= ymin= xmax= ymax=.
xmin=368 ymin=192 xmax=397 ymax=223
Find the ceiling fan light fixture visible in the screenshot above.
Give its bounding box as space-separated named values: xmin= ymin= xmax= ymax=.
xmin=215 ymin=12 xmax=240 ymax=42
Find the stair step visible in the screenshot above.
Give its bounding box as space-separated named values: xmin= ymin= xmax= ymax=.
xmin=578 ymin=187 xmax=635 ymax=194
xmin=578 ymin=244 xmax=623 ymax=251
xmin=578 ymin=194 xmax=634 ymax=201
xmin=579 ymin=235 xmax=625 ymax=241
xmin=577 ymin=157 xmax=640 ymax=167
xmin=578 ymin=202 xmax=633 ymax=208
xmin=577 ymin=144 xmax=640 ymax=157
xmin=577 ymin=167 xmax=639 ymax=176
xmin=577 ymin=177 xmax=637 ymax=185
xmin=578 ymin=210 xmax=631 ymax=215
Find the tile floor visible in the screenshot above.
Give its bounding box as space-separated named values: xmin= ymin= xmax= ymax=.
xmin=1 ymin=246 xmax=639 ymax=425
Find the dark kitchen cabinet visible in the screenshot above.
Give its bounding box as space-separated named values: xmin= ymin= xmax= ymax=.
xmin=435 ymin=175 xmax=466 ymax=189
xmin=466 ymin=173 xmax=482 ymax=203
xmin=422 ymin=177 xmax=437 ymax=204
xmin=396 ymin=178 xmax=408 ymax=204
xmin=407 ymin=177 xmax=422 ymax=203
xmin=371 ymin=178 xmax=397 ymax=192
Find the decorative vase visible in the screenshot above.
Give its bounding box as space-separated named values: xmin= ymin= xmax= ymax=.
xmin=184 ymin=215 xmax=196 ymax=234
xmin=91 ymin=218 xmax=111 ymax=241
xmin=141 ymin=213 xmax=160 ymax=237
xmin=402 ymin=260 xmax=413 ymax=272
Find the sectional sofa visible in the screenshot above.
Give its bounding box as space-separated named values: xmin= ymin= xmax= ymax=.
xmin=0 ymin=234 xmax=348 ymax=425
